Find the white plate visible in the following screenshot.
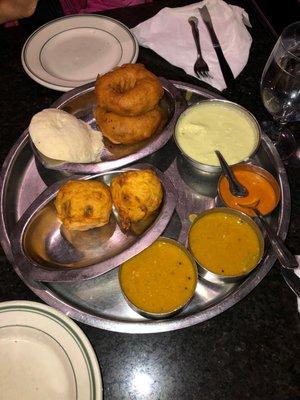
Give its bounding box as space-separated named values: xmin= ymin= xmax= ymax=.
xmin=21 ymin=14 xmax=139 ymax=91
xmin=0 ymin=300 xmax=102 ymax=399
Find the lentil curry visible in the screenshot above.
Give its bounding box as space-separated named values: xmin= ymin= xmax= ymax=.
xmin=189 ymin=211 xmax=262 ymax=276
xmin=119 ymin=239 xmax=197 ymax=314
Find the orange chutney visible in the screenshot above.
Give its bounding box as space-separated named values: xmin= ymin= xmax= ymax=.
xmin=219 ymin=168 xmax=278 ymax=217
xmin=189 ymin=211 xmax=262 ymax=276
xmin=119 ymin=239 xmax=197 ymax=314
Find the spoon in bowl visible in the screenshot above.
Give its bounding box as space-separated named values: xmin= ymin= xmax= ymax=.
xmin=241 ymin=204 xmax=298 ymax=270
xmin=215 ymin=150 xmax=248 ymax=197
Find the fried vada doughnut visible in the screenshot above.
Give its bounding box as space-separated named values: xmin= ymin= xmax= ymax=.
xmin=95 ymin=64 xmax=164 ymax=116
xmin=94 ymin=105 xmax=163 ymax=145
xmin=111 ymin=169 xmax=163 ymax=230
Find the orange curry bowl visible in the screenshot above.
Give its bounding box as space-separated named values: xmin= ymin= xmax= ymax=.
xmin=218 ymin=163 xmax=281 ymax=217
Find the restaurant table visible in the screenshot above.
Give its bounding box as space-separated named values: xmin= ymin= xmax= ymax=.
xmin=0 ymin=1 xmax=299 ymax=399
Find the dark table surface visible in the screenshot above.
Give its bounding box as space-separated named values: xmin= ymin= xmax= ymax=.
xmin=0 ymin=1 xmax=299 ymax=399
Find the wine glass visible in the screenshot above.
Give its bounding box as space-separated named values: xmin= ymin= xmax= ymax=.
xmin=260 ymin=21 xmax=300 ymax=160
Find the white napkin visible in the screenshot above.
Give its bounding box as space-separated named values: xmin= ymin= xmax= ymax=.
xmin=131 ymin=0 xmax=252 ymax=91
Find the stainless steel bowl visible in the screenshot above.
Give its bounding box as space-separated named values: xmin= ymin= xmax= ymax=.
xmin=174 ymin=99 xmax=262 ymax=174
xmin=217 ymin=163 xmax=281 ymax=217
xmin=188 ymin=207 xmax=265 ymax=284
xmin=118 ymin=237 xmax=198 ymax=319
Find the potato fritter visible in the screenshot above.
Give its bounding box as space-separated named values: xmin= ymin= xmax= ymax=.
xmin=110 ymin=169 xmax=163 ymax=230
xmin=55 ymin=180 xmax=112 ymax=231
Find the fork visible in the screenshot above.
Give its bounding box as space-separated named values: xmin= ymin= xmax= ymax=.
xmin=188 ymin=17 xmax=210 ymax=79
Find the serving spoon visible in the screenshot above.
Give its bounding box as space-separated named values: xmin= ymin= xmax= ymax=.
xmin=215 ymin=150 xmax=248 ymax=197
xmin=241 ymin=204 xmax=298 ymax=270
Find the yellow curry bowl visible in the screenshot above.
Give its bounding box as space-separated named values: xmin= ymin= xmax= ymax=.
xmin=174 ymin=99 xmax=261 ymax=174
xmin=118 ymin=237 xmax=198 ymax=320
xmin=188 ymin=207 xmax=265 ymax=284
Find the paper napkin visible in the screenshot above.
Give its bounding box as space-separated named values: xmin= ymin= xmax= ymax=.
xmin=131 ymin=0 xmax=252 ymax=90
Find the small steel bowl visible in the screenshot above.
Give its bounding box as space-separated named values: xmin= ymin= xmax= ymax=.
xmin=118 ymin=237 xmax=198 ymax=319
xmin=188 ymin=208 xmax=265 ymax=284
xmin=217 ymin=163 xmax=281 ymax=217
xmin=174 ymin=99 xmax=261 ymax=174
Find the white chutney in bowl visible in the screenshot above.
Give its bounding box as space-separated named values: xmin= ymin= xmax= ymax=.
xmin=174 ymin=100 xmax=261 ymax=173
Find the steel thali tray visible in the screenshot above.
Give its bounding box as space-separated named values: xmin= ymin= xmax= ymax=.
xmin=0 ymin=81 xmax=291 ymax=334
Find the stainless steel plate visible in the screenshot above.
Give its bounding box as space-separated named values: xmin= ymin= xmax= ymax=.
xmin=32 ymin=78 xmax=185 ymax=175
xmin=11 ymin=165 xmax=176 ymax=282
xmin=0 ymin=81 xmax=291 ymax=334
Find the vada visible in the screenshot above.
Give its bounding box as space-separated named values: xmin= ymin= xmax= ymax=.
xmin=55 ymin=180 xmax=112 ymax=231
xmin=110 ymin=169 xmax=163 ymax=230
xmin=95 ymin=64 xmax=164 ymax=116
xmin=94 ymin=105 xmax=163 ymax=144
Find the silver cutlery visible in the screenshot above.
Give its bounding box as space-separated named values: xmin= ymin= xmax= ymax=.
xmin=199 ymin=6 xmax=235 ymax=87
xmin=188 ymin=16 xmax=211 ymax=79
xmin=215 ymin=150 xmax=248 ymax=197
xmin=242 ymin=205 xmax=298 ymax=270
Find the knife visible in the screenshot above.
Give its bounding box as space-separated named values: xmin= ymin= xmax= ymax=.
xmin=199 ymin=6 xmax=235 ymax=88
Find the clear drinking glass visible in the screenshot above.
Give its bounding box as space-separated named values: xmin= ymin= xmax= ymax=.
xmin=260 ymin=21 xmax=300 ymax=159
